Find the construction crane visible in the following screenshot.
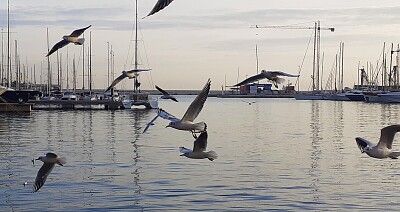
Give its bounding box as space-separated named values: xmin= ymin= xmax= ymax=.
xmin=251 ymin=21 xmax=335 ymax=91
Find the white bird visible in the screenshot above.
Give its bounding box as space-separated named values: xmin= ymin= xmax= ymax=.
xmin=33 ymin=153 xmax=66 ymax=192
xmin=144 ymin=79 xmax=211 ymax=138
xmin=142 ymin=113 xmax=160 ymax=134
xmin=234 ymin=70 xmax=299 ymax=88
xmin=241 ymin=100 xmax=256 ymax=105
xmin=155 ymin=85 xmax=178 ymax=102
xmin=105 ymin=69 xmax=150 ymax=92
xmin=144 ymin=0 xmax=174 ymax=18
xmin=46 ymin=25 xmax=91 ymax=57
xmin=180 ymin=131 xmax=218 ymax=161
xmin=355 ymin=125 xmax=400 ymax=159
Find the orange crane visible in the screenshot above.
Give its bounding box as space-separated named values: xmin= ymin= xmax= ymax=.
xmin=251 ymin=21 xmax=335 ymax=91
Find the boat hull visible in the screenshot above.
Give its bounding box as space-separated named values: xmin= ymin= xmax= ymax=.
xmin=0 ymin=90 xmax=41 ymax=103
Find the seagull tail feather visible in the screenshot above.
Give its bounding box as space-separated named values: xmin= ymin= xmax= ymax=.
xmin=206 ymin=151 xmax=218 ymax=161
xmin=75 ymin=38 xmax=85 ymax=45
xmin=389 ymin=152 xmax=400 ymax=159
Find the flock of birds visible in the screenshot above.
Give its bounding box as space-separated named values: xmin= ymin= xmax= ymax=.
xmin=30 ymin=0 xmax=400 ymax=193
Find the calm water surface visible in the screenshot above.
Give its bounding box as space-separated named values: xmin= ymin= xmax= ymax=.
xmin=2 ymin=97 xmax=400 ymax=211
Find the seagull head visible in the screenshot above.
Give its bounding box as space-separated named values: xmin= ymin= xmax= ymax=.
xmin=166 ymin=121 xmax=177 ymax=128
xmin=362 ymin=146 xmax=372 ymax=153
xmin=180 ymin=152 xmax=189 ymax=157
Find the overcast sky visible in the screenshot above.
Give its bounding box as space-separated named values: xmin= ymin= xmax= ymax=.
xmin=1 ymin=0 xmax=400 ymax=91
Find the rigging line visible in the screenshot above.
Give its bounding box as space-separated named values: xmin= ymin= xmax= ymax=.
xmin=124 ymin=0 xmax=137 ymax=70
xmin=294 ymin=29 xmax=314 ymax=89
xmin=137 ymin=21 xmax=154 ymax=89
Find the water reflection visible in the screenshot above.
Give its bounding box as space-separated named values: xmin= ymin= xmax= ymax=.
xmin=309 ymin=101 xmax=321 ymax=202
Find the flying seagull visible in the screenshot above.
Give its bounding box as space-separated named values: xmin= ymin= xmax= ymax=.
xmin=355 ymin=125 xmax=400 ymax=159
xmin=105 ymin=69 xmax=150 ymax=92
xmin=33 ymin=152 xmax=66 ymax=192
xmin=143 ymin=79 xmax=211 ymax=138
xmin=144 ymin=0 xmax=174 ymax=18
xmin=142 ymin=113 xmax=160 ymax=134
xmin=155 ymin=85 xmax=178 ymax=102
xmin=241 ymin=100 xmax=256 ymax=105
xmin=234 ymin=70 xmax=299 ymax=88
xmin=46 ymin=25 xmax=91 ymax=57
xmin=179 ymin=131 xmax=218 ymax=161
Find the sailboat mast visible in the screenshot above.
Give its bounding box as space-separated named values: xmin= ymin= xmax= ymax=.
xmin=134 ymin=0 xmax=138 ymax=71
xmin=134 ymin=0 xmax=139 ymax=93
xmin=46 ymin=28 xmax=51 ymax=95
xmin=7 ymin=0 xmax=10 ymax=87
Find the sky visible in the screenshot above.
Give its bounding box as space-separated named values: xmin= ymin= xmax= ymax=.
xmin=1 ymin=0 xmax=400 ymax=91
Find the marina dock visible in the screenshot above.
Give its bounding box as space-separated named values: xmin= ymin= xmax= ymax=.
xmin=29 ymin=99 xmax=123 ymax=110
xmin=0 ymin=103 xmax=33 ymax=112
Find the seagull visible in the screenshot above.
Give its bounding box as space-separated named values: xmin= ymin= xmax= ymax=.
xmin=33 ymin=153 xmax=66 ymax=192
xmin=241 ymin=100 xmax=256 ymax=105
xmin=155 ymin=85 xmax=178 ymax=102
xmin=46 ymin=25 xmax=91 ymax=57
xmin=105 ymin=69 xmax=150 ymax=92
xmin=234 ymin=70 xmax=299 ymax=88
xmin=355 ymin=125 xmax=400 ymax=159
xmin=143 ymin=79 xmax=211 ymax=138
xmin=179 ymin=131 xmax=218 ymax=161
xmin=144 ymin=0 xmax=174 ymax=18
xmin=142 ymin=113 xmax=160 ymax=134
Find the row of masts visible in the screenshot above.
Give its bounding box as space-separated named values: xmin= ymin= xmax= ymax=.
xmin=355 ymin=42 xmax=400 ymax=91
xmin=0 ymin=31 xmax=117 ymax=95
xmin=0 ymin=0 xmax=119 ymax=95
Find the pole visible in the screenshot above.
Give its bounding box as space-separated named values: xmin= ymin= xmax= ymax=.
xmin=46 ymin=28 xmax=51 ymax=95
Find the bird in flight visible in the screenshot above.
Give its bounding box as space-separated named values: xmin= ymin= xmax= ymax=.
xmin=355 ymin=125 xmax=400 ymax=159
xmin=33 ymin=152 xmax=65 ymax=192
xmin=144 ymin=0 xmax=174 ymax=18
xmin=234 ymin=70 xmax=299 ymax=88
xmin=179 ymin=131 xmax=218 ymax=161
xmin=46 ymin=25 xmax=91 ymax=57
xmin=155 ymin=85 xmax=178 ymax=102
xmin=105 ymin=69 xmax=150 ymax=92
xmin=241 ymin=100 xmax=256 ymax=105
xmin=143 ymin=79 xmax=211 ymax=138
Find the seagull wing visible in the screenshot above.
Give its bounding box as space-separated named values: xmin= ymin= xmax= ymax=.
xmin=193 ymin=131 xmax=208 ymax=152
xmin=355 ymin=137 xmax=374 ymax=152
xmin=377 ymin=125 xmax=400 ymax=149
xmin=233 ymin=73 xmax=265 ymax=86
xmin=46 ymin=39 xmax=70 ymax=57
xmin=105 ymin=73 xmax=127 ymax=92
xmin=181 ymin=79 xmax=211 ymax=122
xmin=145 ymin=0 xmax=174 ymax=18
xmin=158 ymin=108 xmax=180 ymax=122
xmin=33 ymin=162 xmax=55 ymax=192
xmin=69 ymin=25 xmax=92 ymax=37
xmin=170 ymin=96 xmax=178 ymax=102
xmin=270 ymin=71 xmax=299 ymax=77
xmin=142 ymin=114 xmax=160 ymax=134
xmin=179 ymin=146 xmax=192 ymax=154
xmin=155 ymin=85 xmax=169 ymax=95
xmin=46 ymin=152 xmax=58 ymax=158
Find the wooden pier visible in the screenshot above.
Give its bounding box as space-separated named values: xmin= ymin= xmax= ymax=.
xmin=29 ymin=99 xmax=123 ymax=110
xmin=0 ymin=103 xmax=33 ymax=112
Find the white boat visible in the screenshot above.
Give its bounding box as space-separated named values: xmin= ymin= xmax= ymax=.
xmin=323 ymin=92 xmax=350 ymax=101
xmin=61 ymin=92 xmax=78 ymax=101
xmin=364 ymin=91 xmax=400 ymax=103
xmin=294 ymin=92 xmax=324 ymax=100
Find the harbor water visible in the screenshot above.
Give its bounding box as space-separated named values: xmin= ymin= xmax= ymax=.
xmin=2 ymin=96 xmax=400 ymax=211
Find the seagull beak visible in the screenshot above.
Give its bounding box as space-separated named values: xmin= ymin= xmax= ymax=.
xmin=180 ymin=154 xmax=185 ymax=156
xmin=35 ymin=157 xmax=40 ymax=160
